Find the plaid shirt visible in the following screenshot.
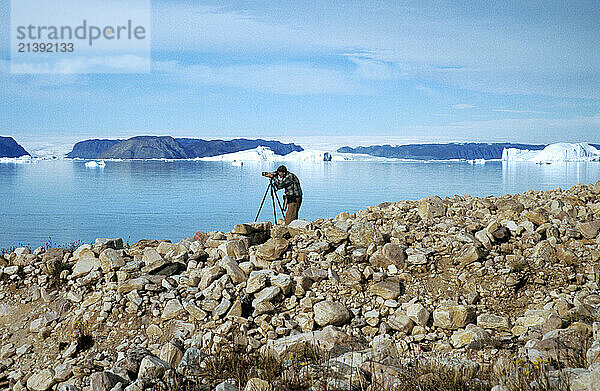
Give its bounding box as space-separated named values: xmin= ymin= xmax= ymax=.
xmin=273 ymin=172 xmax=302 ymax=200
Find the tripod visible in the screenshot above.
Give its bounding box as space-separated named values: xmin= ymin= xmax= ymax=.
xmin=255 ymin=178 xmax=286 ymax=224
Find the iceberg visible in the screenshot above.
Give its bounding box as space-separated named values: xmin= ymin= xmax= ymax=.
xmin=502 ymin=143 xmax=600 ymax=162
xmin=0 ymin=155 xmax=33 ymax=164
xmin=85 ymin=160 xmax=106 ymax=168
xmin=199 ymin=146 xmax=341 ymax=163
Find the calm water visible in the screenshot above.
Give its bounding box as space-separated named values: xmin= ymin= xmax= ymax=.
xmin=1 ymin=159 xmax=600 ymax=249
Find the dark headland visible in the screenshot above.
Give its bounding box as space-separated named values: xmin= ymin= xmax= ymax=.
xmin=66 ymin=136 xmax=304 ymax=159
xmin=0 ymin=136 xmax=29 ymax=158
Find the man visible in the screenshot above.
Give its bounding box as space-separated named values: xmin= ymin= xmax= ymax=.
xmin=265 ymin=165 xmax=302 ymax=225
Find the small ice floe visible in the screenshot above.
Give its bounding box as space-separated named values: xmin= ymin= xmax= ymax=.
xmin=85 ymin=160 xmax=106 ymax=168
xmin=231 ymin=160 xmax=243 ymax=166
xmin=467 ymin=158 xmax=486 ymax=165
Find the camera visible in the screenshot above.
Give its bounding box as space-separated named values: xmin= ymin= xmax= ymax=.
xmin=262 ymin=171 xmax=273 ymax=177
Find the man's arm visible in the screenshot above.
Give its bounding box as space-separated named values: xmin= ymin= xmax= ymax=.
xmin=272 ymin=174 xmax=292 ymax=190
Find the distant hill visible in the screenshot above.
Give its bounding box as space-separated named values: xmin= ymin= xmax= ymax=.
xmin=66 ymin=136 xmax=304 ymax=159
xmin=0 ymin=136 xmax=29 ymax=158
xmin=99 ymin=136 xmax=188 ymax=159
xmin=66 ymin=139 xmax=122 ymax=158
xmin=337 ymin=143 xmax=550 ymax=160
xmin=177 ymin=138 xmax=303 ymax=158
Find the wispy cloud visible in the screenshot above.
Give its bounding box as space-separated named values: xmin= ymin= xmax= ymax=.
xmin=453 ymin=104 xmax=476 ymax=109
xmin=154 ymin=60 xmax=366 ymax=95
xmin=492 ymin=108 xmax=550 ymax=114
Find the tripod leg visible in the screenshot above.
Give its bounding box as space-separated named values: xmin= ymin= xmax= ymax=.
xmin=255 ymin=182 xmax=271 ymax=222
xmin=270 ymin=183 xmax=277 ymax=225
xmin=273 ymin=189 xmax=285 ymax=216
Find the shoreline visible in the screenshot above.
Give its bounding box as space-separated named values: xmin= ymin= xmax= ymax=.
xmin=2 ymin=183 xmax=600 ymax=389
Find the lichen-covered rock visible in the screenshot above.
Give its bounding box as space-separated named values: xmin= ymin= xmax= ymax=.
xmin=450 ymin=325 xmax=490 ymax=349
xmin=349 ymin=219 xmax=384 ymax=247
xmin=418 ymin=196 xmax=446 ymax=219
xmin=477 ymin=313 xmax=511 ymax=331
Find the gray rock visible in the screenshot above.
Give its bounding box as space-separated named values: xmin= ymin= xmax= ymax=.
xmin=219 ymin=256 xmax=247 ymax=284
xmin=313 ymin=301 xmax=351 ymax=326
xmin=137 ymin=356 xmax=172 ymax=379
xmin=270 ymin=274 xmax=292 ymax=295
xmin=89 ymin=371 xmax=125 ymax=391
xmin=244 ymin=378 xmax=271 ymax=391
xmin=387 ymin=314 xmax=414 ymax=334
xmin=246 ymin=270 xmax=273 ymax=294
xmin=99 ymin=249 xmax=125 ymax=273
xmin=26 ymin=369 xmax=56 ymax=391
xmin=406 ymin=303 xmax=430 ymax=326
xmin=216 ymin=381 xmax=238 ymax=391
xmin=287 ymin=220 xmax=313 ymax=236
xmin=72 ymin=250 xmax=100 ymax=278
xmin=162 ymin=299 xmax=185 ymax=320
xmin=252 ymin=286 xmax=281 ymax=307
xmin=159 ymin=341 xmax=184 ymax=368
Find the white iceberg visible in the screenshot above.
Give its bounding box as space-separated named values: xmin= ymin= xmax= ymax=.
xmin=0 ymin=155 xmax=33 ymax=164
xmin=197 ymin=146 xmax=394 ymax=163
xmin=502 ymin=143 xmax=600 ymax=162
xmin=85 ymin=160 xmax=106 ymax=168
xmin=199 ymin=147 xmax=336 ymax=163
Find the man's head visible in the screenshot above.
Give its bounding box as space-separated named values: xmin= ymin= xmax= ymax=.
xmin=276 ymin=165 xmax=287 ymax=178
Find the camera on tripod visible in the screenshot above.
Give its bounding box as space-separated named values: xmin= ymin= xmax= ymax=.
xmin=256 ymin=171 xmax=285 ymax=224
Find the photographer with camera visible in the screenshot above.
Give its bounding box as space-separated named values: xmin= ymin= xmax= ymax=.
xmin=263 ymin=165 xmax=302 ymax=225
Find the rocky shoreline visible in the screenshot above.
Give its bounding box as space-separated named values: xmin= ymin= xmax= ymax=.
xmin=2 ymin=182 xmax=600 ymax=390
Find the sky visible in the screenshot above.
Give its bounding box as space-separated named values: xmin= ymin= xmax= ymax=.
xmin=1 ymin=0 xmax=599 ymax=154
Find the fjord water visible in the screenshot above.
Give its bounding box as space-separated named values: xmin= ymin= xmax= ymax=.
xmin=1 ymin=159 xmax=600 ymax=249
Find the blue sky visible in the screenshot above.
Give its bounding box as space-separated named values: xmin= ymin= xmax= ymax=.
xmin=1 ymin=0 xmax=599 ymax=153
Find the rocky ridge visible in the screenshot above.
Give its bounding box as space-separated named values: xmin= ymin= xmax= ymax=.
xmin=2 ymin=183 xmax=600 ymax=390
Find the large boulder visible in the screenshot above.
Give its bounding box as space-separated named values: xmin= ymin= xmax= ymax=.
xmin=263 ymin=325 xmax=365 ymax=359
xmin=450 ymin=325 xmax=490 ymax=349
xmin=418 ymin=196 xmax=446 ymax=220
xmin=287 ymin=220 xmax=313 ymax=236
xmin=99 ymin=249 xmax=125 ymax=273
xmin=433 ymin=303 xmax=476 ymax=330
xmin=26 ymin=369 xmax=56 ymax=391
xmin=138 ymin=356 xmax=172 ymax=379
xmin=368 ymin=279 xmax=402 ymax=300
xmin=71 ymin=249 xmax=100 ymax=278
xmin=313 ymin=301 xmax=351 ymax=326
xmin=578 ymin=221 xmax=600 ymax=239
xmin=477 ymin=313 xmax=511 ymax=331
xmin=89 ymin=371 xmax=126 ymax=391
xmin=369 ymin=243 xmax=406 ymax=268
xmin=255 ymin=238 xmax=289 ymax=260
